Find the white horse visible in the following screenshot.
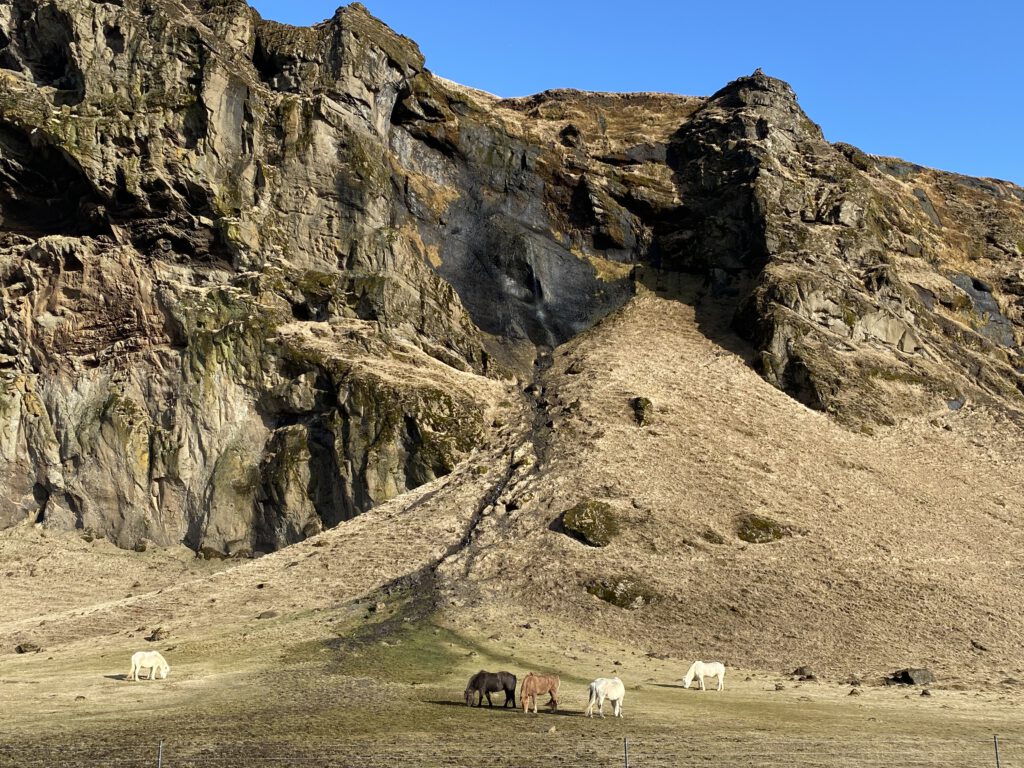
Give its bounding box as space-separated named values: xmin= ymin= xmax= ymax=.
xmin=129 ymin=650 xmax=170 ymax=681
xmin=585 ymin=677 xmax=625 ymax=718
xmin=682 ymin=661 xmax=725 ymax=691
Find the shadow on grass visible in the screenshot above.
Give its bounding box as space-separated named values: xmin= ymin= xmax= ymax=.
xmin=650 ymin=682 xmax=684 ymax=689
xmin=427 ymin=699 xmax=518 ymax=711
xmin=426 ymin=700 xmax=581 ymax=716
xmin=104 ymin=674 xmax=129 ymax=681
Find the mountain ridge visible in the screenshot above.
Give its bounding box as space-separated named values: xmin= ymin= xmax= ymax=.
xmin=0 ymin=0 xmax=1021 ymax=554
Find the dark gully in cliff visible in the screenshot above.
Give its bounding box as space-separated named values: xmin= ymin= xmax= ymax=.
xmin=0 ymin=1 xmax=1021 ymax=554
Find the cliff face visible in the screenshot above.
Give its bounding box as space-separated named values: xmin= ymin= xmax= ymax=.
xmin=0 ymin=0 xmax=503 ymax=553
xmin=0 ymin=0 xmax=1022 ymax=553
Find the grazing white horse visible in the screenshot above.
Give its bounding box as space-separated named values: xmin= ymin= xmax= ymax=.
xmin=129 ymin=651 xmax=170 ymax=681
xmin=585 ymin=677 xmax=625 ymax=718
xmin=682 ymin=661 xmax=725 ymax=691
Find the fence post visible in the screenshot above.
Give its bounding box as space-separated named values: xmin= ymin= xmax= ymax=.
xmin=623 ymin=737 xmax=629 ymax=768
xmin=993 ymin=735 xmax=1000 ymax=768
xmin=157 ymin=740 xmax=164 ymax=768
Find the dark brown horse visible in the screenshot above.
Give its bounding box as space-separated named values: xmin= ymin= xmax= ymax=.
xmin=464 ymin=670 xmax=517 ymax=707
xmin=520 ymin=672 xmax=559 ymax=714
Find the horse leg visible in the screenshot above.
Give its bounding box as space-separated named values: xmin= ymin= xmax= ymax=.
xmin=486 ymin=690 xmax=493 ymax=707
xmin=717 ymin=675 xmax=723 ymax=692
xmin=699 ymin=676 xmax=706 ymax=691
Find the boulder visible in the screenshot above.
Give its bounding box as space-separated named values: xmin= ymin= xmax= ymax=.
xmin=585 ymin=578 xmax=656 ymax=609
xmin=630 ymin=397 xmax=655 ymax=426
xmin=791 ymin=666 xmax=817 ymax=681
xmin=700 ymin=529 xmax=726 ymax=545
xmin=886 ymin=668 xmax=936 ymax=686
xmin=557 ymin=500 xmax=619 ymax=547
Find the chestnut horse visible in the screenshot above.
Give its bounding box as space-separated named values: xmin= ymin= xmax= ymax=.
xmin=520 ymin=672 xmax=560 ymax=714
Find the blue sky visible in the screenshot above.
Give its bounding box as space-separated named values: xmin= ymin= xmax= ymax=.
xmin=249 ymin=1 xmax=1023 ymax=186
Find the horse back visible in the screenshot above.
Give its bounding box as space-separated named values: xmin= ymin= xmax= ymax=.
xmin=534 ymin=673 xmax=559 ymax=693
xmin=522 ymin=673 xmax=558 ymax=699
xmin=469 ymin=671 xmax=516 ymax=693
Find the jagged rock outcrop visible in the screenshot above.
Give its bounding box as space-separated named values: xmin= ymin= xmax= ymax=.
xmin=0 ymin=1 xmax=502 ymax=552
xmin=1 ymin=2 xmax=1022 ymax=552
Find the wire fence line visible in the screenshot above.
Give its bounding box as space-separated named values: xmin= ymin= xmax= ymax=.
xmin=0 ymin=736 xmax=1015 ymax=768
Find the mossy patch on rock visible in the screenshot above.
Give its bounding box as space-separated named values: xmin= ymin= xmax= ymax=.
xmin=585 ymin=577 xmax=657 ymax=609
xmin=557 ymin=500 xmax=618 ymax=547
xmin=735 ymin=513 xmax=804 ymax=544
xmin=700 ymin=528 xmax=726 ymax=545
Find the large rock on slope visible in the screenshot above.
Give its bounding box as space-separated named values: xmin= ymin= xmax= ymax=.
xmin=0 ymin=1 xmax=1022 ymax=552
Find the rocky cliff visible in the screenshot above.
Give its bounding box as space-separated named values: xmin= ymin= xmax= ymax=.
xmin=1 ymin=0 xmax=1022 ymax=553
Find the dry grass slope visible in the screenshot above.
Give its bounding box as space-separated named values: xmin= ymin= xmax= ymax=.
xmin=2 ymin=290 xmax=1024 ymax=766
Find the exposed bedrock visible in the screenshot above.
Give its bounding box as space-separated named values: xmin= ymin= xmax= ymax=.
xmin=0 ymin=2 xmax=1021 ymax=551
